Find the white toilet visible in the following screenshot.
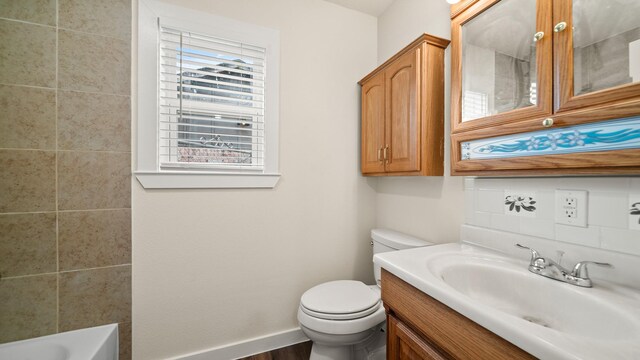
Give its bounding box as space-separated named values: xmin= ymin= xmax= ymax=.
xmin=298 ymin=229 xmax=433 ymax=360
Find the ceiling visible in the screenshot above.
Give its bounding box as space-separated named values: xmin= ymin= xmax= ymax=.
xmin=322 ymin=0 xmax=396 ymax=16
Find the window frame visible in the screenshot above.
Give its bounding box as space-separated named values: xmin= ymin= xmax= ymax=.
xmin=136 ymin=0 xmax=280 ymax=189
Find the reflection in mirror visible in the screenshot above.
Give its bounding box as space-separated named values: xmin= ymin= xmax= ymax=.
xmin=573 ymin=0 xmax=640 ymax=96
xmin=461 ymin=0 xmax=537 ymax=122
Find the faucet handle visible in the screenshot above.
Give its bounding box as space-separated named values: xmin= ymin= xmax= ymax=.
xmin=515 ymin=244 xmax=541 ymax=265
xmin=571 ymin=261 xmax=613 ymax=279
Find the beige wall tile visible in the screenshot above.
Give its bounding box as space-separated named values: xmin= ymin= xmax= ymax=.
xmin=59 ymin=0 xmax=130 ymax=40
xmin=59 ymin=209 xmax=131 ymax=271
xmin=58 ymin=151 xmax=131 ymax=210
xmin=59 ymin=265 xmax=131 ymax=331
xmin=0 ymin=0 xmax=56 ymax=26
xmin=0 ymin=19 xmax=55 ymax=88
xmin=0 ymin=213 xmax=56 ymax=278
xmin=118 ymin=322 xmax=132 ymax=360
xmin=0 ymin=85 xmax=56 ymax=150
xmin=0 ymin=275 xmax=57 ymax=343
xmin=58 ymin=91 xmax=131 ymax=152
xmin=58 ymin=30 xmax=130 ymax=95
xmin=0 ymin=150 xmax=56 ymax=213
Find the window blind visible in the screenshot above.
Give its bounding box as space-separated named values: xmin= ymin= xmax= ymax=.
xmin=159 ymin=25 xmax=266 ymax=170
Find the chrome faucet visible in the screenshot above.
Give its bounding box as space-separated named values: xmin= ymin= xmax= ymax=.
xmin=515 ymin=244 xmax=612 ymax=288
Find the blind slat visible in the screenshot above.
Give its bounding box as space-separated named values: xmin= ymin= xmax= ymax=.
xmin=161 ymin=103 xmax=263 ymax=117
xmin=160 ymin=83 xmax=263 ymax=101
xmin=160 ymin=53 xmax=264 ymax=75
xmin=159 ymin=38 xmax=265 ymax=63
xmin=160 ymin=72 xmax=264 ymax=92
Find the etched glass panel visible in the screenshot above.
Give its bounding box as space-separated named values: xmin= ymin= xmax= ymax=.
xmin=461 ymin=0 xmax=538 ymax=122
xmin=573 ymin=0 xmax=640 ymax=96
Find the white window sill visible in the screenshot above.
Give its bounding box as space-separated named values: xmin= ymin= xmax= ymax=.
xmin=135 ymin=172 xmax=281 ymax=189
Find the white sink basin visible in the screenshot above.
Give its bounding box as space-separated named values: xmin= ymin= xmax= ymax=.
xmin=375 ymin=243 xmax=640 ymax=360
xmin=431 ymin=254 xmax=636 ymax=340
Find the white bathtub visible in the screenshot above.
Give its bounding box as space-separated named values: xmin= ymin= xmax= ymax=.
xmin=0 ymin=324 xmax=118 ymax=360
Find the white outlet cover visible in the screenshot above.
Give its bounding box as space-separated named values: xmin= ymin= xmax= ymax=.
xmin=555 ymin=189 xmax=588 ymax=227
xmin=504 ymin=191 xmax=537 ymax=217
xmin=630 ymin=194 xmax=640 ymax=231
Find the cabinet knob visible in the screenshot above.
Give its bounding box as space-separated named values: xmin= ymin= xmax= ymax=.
xmin=542 ymin=118 xmax=554 ymax=127
xmin=554 ymin=22 xmax=567 ymax=33
xmin=533 ymin=31 xmax=544 ymax=42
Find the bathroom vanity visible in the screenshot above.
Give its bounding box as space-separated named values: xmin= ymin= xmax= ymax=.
xmin=375 ymin=226 xmax=640 ymax=360
xmin=383 ymin=270 xmax=533 ymax=359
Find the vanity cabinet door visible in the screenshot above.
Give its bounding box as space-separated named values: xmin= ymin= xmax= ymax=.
xmin=385 ymin=47 xmax=421 ymax=173
xmin=388 ymin=315 xmax=447 ymax=360
xmin=361 ymin=71 xmax=387 ymax=174
xmin=554 ymin=0 xmax=640 ymax=115
xmin=451 ymin=0 xmax=553 ymax=133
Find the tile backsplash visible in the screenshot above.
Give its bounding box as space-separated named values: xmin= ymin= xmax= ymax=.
xmin=465 ymin=177 xmax=640 ymax=256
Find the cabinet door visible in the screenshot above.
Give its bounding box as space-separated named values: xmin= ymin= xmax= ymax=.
xmin=387 ymin=315 xmax=447 ymax=360
xmin=554 ymin=0 xmax=640 ymax=114
xmin=385 ymin=48 xmax=421 ymax=173
xmin=361 ymin=71 xmax=386 ymax=174
xmin=451 ymin=0 xmax=553 ymax=133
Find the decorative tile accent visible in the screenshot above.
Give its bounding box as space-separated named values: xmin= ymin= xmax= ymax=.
xmin=461 ymin=116 xmax=640 ymax=160
xmin=0 ymin=150 xmax=56 ymax=213
xmin=0 ymin=275 xmax=57 ymax=343
xmin=630 ymin=194 xmax=640 ymax=231
xmin=59 ymin=0 xmax=131 ymax=40
xmin=504 ymin=191 xmax=537 ymax=217
xmin=0 ymin=0 xmax=57 ymax=26
xmin=0 ymin=19 xmax=56 ymax=88
xmin=0 ymin=84 xmax=56 ymax=150
xmin=0 ymin=213 xmax=57 ymax=277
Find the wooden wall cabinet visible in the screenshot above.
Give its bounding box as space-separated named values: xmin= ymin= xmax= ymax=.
xmin=359 ymin=34 xmax=450 ymax=176
xmin=450 ymin=0 xmax=640 ymax=175
xmin=382 ymin=269 xmax=535 ymax=360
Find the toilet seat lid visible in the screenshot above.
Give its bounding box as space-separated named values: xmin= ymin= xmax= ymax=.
xmin=300 ymin=280 xmax=380 ymax=318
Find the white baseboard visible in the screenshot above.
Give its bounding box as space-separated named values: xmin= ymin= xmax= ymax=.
xmin=174 ymin=328 xmax=309 ymax=360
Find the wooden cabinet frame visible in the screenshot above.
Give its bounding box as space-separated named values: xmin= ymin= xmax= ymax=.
xmin=451 ymin=0 xmax=553 ymax=135
xmin=450 ymin=0 xmax=640 ymax=176
xmin=383 ymin=269 xmax=535 ymax=360
xmin=359 ymin=34 xmax=450 ymax=176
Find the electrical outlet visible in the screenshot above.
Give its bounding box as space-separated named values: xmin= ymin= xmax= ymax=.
xmin=555 ymin=190 xmax=588 ymax=227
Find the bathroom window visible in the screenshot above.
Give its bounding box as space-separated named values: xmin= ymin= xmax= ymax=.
xmin=136 ymin=0 xmax=280 ymax=189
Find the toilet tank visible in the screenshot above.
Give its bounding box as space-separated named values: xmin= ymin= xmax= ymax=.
xmin=371 ymin=229 xmax=433 ymax=287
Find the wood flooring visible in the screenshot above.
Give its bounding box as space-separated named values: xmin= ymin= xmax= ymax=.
xmin=237 ymin=341 xmax=312 ymax=360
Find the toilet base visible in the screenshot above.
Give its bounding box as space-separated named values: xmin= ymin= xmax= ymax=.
xmin=308 ymin=326 xmax=386 ymax=360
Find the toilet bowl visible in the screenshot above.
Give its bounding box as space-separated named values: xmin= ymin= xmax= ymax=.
xmin=298 ymin=229 xmax=432 ymax=360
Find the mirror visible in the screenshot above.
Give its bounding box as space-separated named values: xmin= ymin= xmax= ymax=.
xmin=461 ymin=0 xmax=538 ymax=122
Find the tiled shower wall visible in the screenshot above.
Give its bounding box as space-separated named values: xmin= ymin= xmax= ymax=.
xmin=0 ymin=0 xmax=131 ymax=358
xmin=465 ymin=177 xmax=640 ymax=256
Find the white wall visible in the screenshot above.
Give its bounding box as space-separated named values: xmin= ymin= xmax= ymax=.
xmin=374 ymin=0 xmax=465 ymax=243
xmin=132 ymin=1 xmax=378 ymax=358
